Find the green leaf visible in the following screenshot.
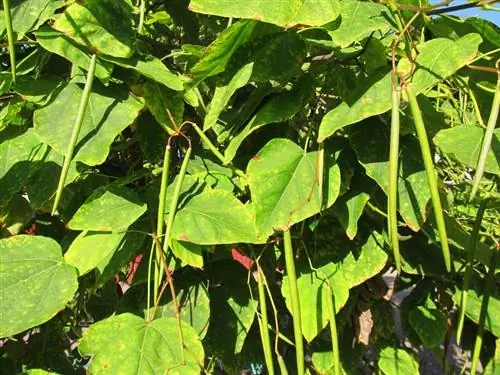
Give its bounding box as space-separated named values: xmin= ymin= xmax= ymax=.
xmin=190 ymin=20 xmax=258 ymax=84
xmin=0 ymin=235 xmax=78 ymax=338
xmin=409 ymin=305 xmax=447 ymax=348
xmin=224 ymin=76 xmax=315 ymax=163
xmin=326 ymin=0 xmax=393 ymax=48
xmin=410 ymin=34 xmax=482 ymax=94
xmin=318 ymin=68 xmax=391 ymax=142
xmin=79 ymin=313 xmax=204 ymax=374
xmin=0 ymin=0 xmax=63 ymax=38
xmin=36 ymin=27 xmax=113 ymax=81
xmin=282 ymin=260 xmax=349 ymax=342
xmin=68 ymin=185 xmax=147 ymax=232
xmin=65 ymin=229 xmax=144 ymax=278
xmin=172 ymin=189 xmax=259 ymax=244
xmin=460 ymin=288 xmax=500 ymax=337
xmin=189 ymin=0 xmax=340 ymax=28
xmin=434 ymin=125 xmax=500 ymax=175
xmin=349 ymin=122 xmax=431 ymax=231
xmin=34 ymin=83 xmax=144 ymax=166
xmin=0 ymin=128 xmax=47 ymax=208
xmin=378 ymin=347 xmax=419 ymax=375
xmin=53 ymin=0 xmax=136 ymax=58
xmin=102 ymin=54 xmax=184 ymax=91
xmin=143 ymin=82 xmax=184 ymax=132
xmin=204 ymin=63 xmax=253 ymax=130
xmin=334 ymin=184 xmax=372 ymax=240
xmin=248 ymin=138 xmax=339 ymax=238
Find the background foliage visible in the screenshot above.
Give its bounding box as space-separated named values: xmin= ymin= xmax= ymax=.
xmin=0 ymin=0 xmax=499 ymax=374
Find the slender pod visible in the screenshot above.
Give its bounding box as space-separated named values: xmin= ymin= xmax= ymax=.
xmin=470 ymin=251 xmax=497 ymax=375
xmin=405 ymin=84 xmax=451 ymax=272
xmin=257 ymin=265 xmax=275 ymax=375
xmin=283 ymin=228 xmax=304 ymax=375
xmin=52 ymin=54 xmax=97 ymax=215
xmin=470 ymin=67 xmax=500 ymax=201
xmin=324 ymin=283 xmax=340 ymax=375
xmin=389 ymin=82 xmax=402 ymax=273
xmin=2 ymin=0 xmax=16 ymax=84
xmin=456 ymin=198 xmax=489 ymax=344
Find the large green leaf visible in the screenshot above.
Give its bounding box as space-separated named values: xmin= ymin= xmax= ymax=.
xmin=79 ymin=313 xmax=204 ymax=374
xmin=143 ymin=82 xmax=184 ymax=133
xmin=224 ymin=76 xmax=315 ymax=163
xmin=248 ymin=138 xmax=340 ymax=238
xmin=68 ymin=185 xmax=147 ymax=232
xmin=349 ymin=123 xmax=431 ymax=231
xmin=0 ymin=235 xmax=78 ymax=338
xmin=282 ymin=260 xmax=349 ymax=342
xmin=434 ymin=125 xmax=500 ymax=175
xmin=0 ymin=128 xmax=47 ymax=208
xmin=190 ymin=20 xmax=258 ymax=84
xmin=378 ymin=347 xmax=419 ymax=375
xmin=326 ymin=0 xmax=393 ymax=48
xmin=36 ymin=27 xmax=114 ymax=80
xmin=0 ymin=0 xmax=63 ymax=38
xmin=34 ymin=83 xmax=143 ymax=166
xmin=172 ymin=189 xmax=259 ymax=244
xmin=318 ymin=68 xmax=391 ymax=142
xmin=189 ymin=0 xmax=340 ymax=28
xmin=102 ymin=54 xmax=184 ymax=91
xmin=204 ymin=63 xmax=254 ymax=131
xmin=410 ymin=34 xmax=482 ymax=94
xmin=408 ymin=305 xmax=447 ymax=348
xmin=53 ymin=0 xmax=135 ymax=58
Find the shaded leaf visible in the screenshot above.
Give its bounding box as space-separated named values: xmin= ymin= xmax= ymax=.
xmin=68 ymin=185 xmax=146 ymax=232
xmin=0 ymin=235 xmax=78 ymax=338
xmin=79 ymin=313 xmax=204 ymax=374
xmin=34 ymin=83 xmax=144 ymax=166
xmin=189 ymin=0 xmax=340 ymax=28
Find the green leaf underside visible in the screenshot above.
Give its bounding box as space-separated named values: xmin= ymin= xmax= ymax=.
xmin=34 ymin=83 xmax=144 ymax=166
xmin=36 ymin=27 xmax=113 ymax=80
xmin=52 ymin=0 xmax=135 ymax=58
xmin=0 ymin=235 xmax=78 ymax=338
xmin=189 ymin=0 xmax=340 ymax=27
xmin=68 ymin=186 xmax=146 ymax=232
xmin=172 ymin=189 xmax=259 ymax=244
xmin=79 ymin=313 xmax=204 ymax=374
xmin=434 ymin=126 xmax=500 ymax=175
xmin=378 ymin=347 xmax=419 ymax=375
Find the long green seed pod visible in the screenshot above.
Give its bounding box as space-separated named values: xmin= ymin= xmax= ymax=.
xmin=389 ymin=84 xmax=402 ymax=273
xmin=52 ymin=54 xmax=97 ymax=215
xmin=405 ymin=84 xmax=451 ymax=272
xmin=456 ymin=198 xmax=489 ymax=344
xmin=283 ymin=228 xmax=304 ymax=375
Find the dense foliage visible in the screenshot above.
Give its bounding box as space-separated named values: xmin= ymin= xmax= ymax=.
xmin=0 ymin=0 xmax=499 ymax=374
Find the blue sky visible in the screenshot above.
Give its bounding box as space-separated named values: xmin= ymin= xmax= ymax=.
xmin=431 ymin=0 xmax=500 ymax=25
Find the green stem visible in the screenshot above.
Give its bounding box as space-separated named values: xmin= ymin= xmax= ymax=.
xmin=389 ymin=84 xmax=402 ymax=273
xmin=257 ymin=265 xmax=275 ymax=375
xmin=470 ymin=74 xmax=500 ymax=201
xmin=2 ymin=0 xmax=16 ymax=85
xmin=162 ymin=146 xmax=192 ymax=255
xmin=405 ymin=84 xmax=451 ymax=272
xmin=154 ymin=144 xmax=171 ymax=302
xmin=138 ymin=0 xmax=146 ymax=34
xmin=283 ymin=228 xmax=304 ymax=375
xmin=52 ymin=54 xmax=97 ymax=215
xmin=470 ymin=251 xmax=497 ymax=375
xmin=324 ymin=283 xmax=340 ymax=375
xmin=456 ymin=198 xmax=489 ymax=344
